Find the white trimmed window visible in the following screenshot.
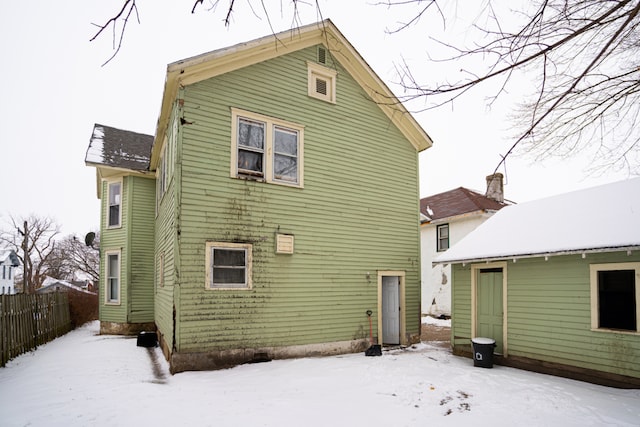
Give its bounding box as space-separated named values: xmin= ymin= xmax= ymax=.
xmin=105 ymin=250 xmax=121 ymax=304
xmin=205 ymin=242 xmax=252 ymax=290
xmin=107 ymin=181 xmax=122 ymax=228
xmin=437 ymin=224 xmax=450 ymax=252
xmin=307 ymin=61 xmax=337 ymax=103
xmin=231 ymin=108 xmax=304 ymax=187
xmin=590 ymin=263 xmax=640 ymax=333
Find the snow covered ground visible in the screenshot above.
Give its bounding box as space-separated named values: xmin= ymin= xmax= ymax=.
xmin=1 ymin=321 xmax=638 ymax=427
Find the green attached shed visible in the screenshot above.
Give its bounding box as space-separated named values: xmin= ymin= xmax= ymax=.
xmin=436 ymin=178 xmax=640 ymax=388
xmin=86 ymin=20 xmax=433 ymax=373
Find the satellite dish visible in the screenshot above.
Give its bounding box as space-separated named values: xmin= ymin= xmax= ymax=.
xmin=84 ymin=232 xmax=96 ymax=248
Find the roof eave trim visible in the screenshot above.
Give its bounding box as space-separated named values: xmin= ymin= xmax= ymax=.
xmin=433 ymin=245 xmax=640 ymax=266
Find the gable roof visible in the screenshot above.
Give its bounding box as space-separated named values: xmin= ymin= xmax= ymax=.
xmin=150 ymin=19 xmax=432 ymax=169
xmin=85 ymin=124 xmax=154 ymax=172
xmin=37 ymin=277 xmax=96 ymax=295
xmin=0 ymin=250 xmax=20 ymax=267
xmin=420 ymin=187 xmax=508 ymax=222
xmin=85 ymin=123 xmax=155 ymax=197
xmin=435 ymin=178 xmax=640 ymax=264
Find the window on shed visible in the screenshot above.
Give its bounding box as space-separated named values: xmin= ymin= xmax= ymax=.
xmin=437 ymin=224 xmax=449 ymax=252
xmin=590 ymin=263 xmax=640 ymax=333
xmin=205 ymin=242 xmax=252 ymax=290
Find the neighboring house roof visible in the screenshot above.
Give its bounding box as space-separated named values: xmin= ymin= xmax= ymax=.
xmin=435 ymin=178 xmax=640 ymax=264
xmin=85 ymin=123 xmax=154 ymax=171
xmin=0 ymin=250 xmax=20 ymax=267
xmin=151 ymin=19 xmax=433 ymax=169
xmin=420 ymin=187 xmax=508 ymax=222
xmin=37 ymin=277 xmax=96 ymax=295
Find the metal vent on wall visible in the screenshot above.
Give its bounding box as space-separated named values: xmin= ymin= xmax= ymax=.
xmin=316 ymin=78 xmax=328 ymax=95
xmin=318 ymin=46 xmax=327 ymax=64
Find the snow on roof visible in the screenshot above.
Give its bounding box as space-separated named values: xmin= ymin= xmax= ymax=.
xmin=85 ymin=124 xmax=154 ymax=171
xmin=38 ymin=277 xmax=95 ymax=294
xmin=0 ymin=250 xmax=20 ymax=266
xmin=435 ymin=177 xmax=640 ymax=264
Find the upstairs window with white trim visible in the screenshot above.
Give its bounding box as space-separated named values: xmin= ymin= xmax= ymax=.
xmin=107 ymin=181 xmax=122 ymax=228
xmin=590 ymin=263 xmax=640 ymax=333
xmin=205 ymin=242 xmax=252 ymax=290
xmin=307 ymin=61 xmax=337 ymax=103
xmin=231 ymin=109 xmax=304 ymax=187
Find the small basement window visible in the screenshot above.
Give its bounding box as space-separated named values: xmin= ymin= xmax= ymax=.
xmin=205 ymin=242 xmax=252 ymax=290
xmin=307 ymin=61 xmax=337 ymax=103
xmin=590 ymin=263 xmax=640 ymax=333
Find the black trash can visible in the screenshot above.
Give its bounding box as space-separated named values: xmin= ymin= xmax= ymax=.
xmin=471 ymin=337 xmax=496 ymax=368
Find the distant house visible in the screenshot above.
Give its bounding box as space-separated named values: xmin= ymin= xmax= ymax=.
xmin=0 ymin=250 xmax=20 ymax=295
xmin=85 ymin=20 xmax=433 ymax=373
xmin=36 ymin=277 xmax=96 ymax=295
xmin=420 ymin=174 xmax=508 ymax=316
xmin=435 ymin=178 xmax=640 ymax=388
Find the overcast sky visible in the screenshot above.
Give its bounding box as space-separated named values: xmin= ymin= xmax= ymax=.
xmin=0 ymin=1 xmax=634 ymax=238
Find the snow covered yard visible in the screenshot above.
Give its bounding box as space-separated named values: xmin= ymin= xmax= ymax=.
xmin=1 ymin=321 xmax=638 ymax=427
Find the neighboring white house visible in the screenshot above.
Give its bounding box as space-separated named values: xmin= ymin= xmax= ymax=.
xmin=0 ymin=250 xmax=20 ymax=295
xmin=420 ymin=174 xmax=509 ymax=316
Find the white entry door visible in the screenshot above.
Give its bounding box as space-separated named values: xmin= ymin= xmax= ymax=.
xmin=382 ymin=276 xmax=400 ymax=345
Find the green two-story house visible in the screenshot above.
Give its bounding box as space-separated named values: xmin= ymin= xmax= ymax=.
xmin=85 ymin=20 xmax=433 ymax=373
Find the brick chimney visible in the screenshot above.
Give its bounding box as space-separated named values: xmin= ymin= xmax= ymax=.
xmin=486 ymin=173 xmax=504 ymax=203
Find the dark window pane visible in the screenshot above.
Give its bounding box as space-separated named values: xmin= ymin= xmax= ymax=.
xmin=213 ymin=249 xmax=246 ymax=267
xmin=274 ymin=154 xmax=297 ymax=181
xmin=212 ymin=267 xmax=245 ymax=284
xmin=108 ymin=205 xmax=120 ymax=226
xmin=238 ymin=119 xmax=264 ymax=149
xmin=238 ymin=150 xmax=263 ymax=174
xmin=598 ymin=270 xmax=636 ymax=330
xmin=274 ymin=128 xmax=298 ymax=156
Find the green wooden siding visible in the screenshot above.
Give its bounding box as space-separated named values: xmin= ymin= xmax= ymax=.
xmin=169 ymin=45 xmax=421 ymax=353
xmin=127 ymin=176 xmax=156 ymax=323
xmin=99 ymin=176 xmax=155 ymax=324
xmin=155 ymin=104 xmax=181 ymax=351
xmin=99 ymin=178 xmax=128 ymax=323
xmin=452 ymin=252 xmax=640 ymax=379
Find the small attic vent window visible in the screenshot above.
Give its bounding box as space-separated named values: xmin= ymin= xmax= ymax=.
xmin=307 ymin=62 xmax=337 ymax=104
xmin=318 ymin=46 xmax=327 ymax=64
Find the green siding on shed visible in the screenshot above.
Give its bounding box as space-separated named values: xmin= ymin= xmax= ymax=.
xmin=452 ymin=252 xmax=640 ymax=380
xmin=167 ymin=45 xmax=421 ymax=353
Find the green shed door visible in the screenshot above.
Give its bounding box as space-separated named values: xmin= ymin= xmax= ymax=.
xmin=477 ymin=269 xmax=504 ymax=354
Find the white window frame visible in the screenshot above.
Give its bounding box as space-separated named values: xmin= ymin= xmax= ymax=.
xmin=205 ymin=242 xmax=252 ymax=290
xmin=105 ymin=250 xmax=121 ymax=305
xmin=307 ymin=61 xmax=337 ymax=103
xmin=107 ymin=180 xmax=122 ymax=229
xmin=590 ymin=262 xmax=640 ymax=334
xmin=230 ymin=108 xmax=304 ymax=188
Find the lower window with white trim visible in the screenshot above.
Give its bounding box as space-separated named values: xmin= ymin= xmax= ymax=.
xmin=205 ymin=242 xmax=252 ymax=290
xmin=590 ymin=262 xmax=640 ymax=333
xmin=105 ymin=250 xmax=121 ymax=304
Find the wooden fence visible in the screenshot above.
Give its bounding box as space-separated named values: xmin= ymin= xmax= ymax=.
xmin=0 ymin=293 xmax=71 ymax=367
